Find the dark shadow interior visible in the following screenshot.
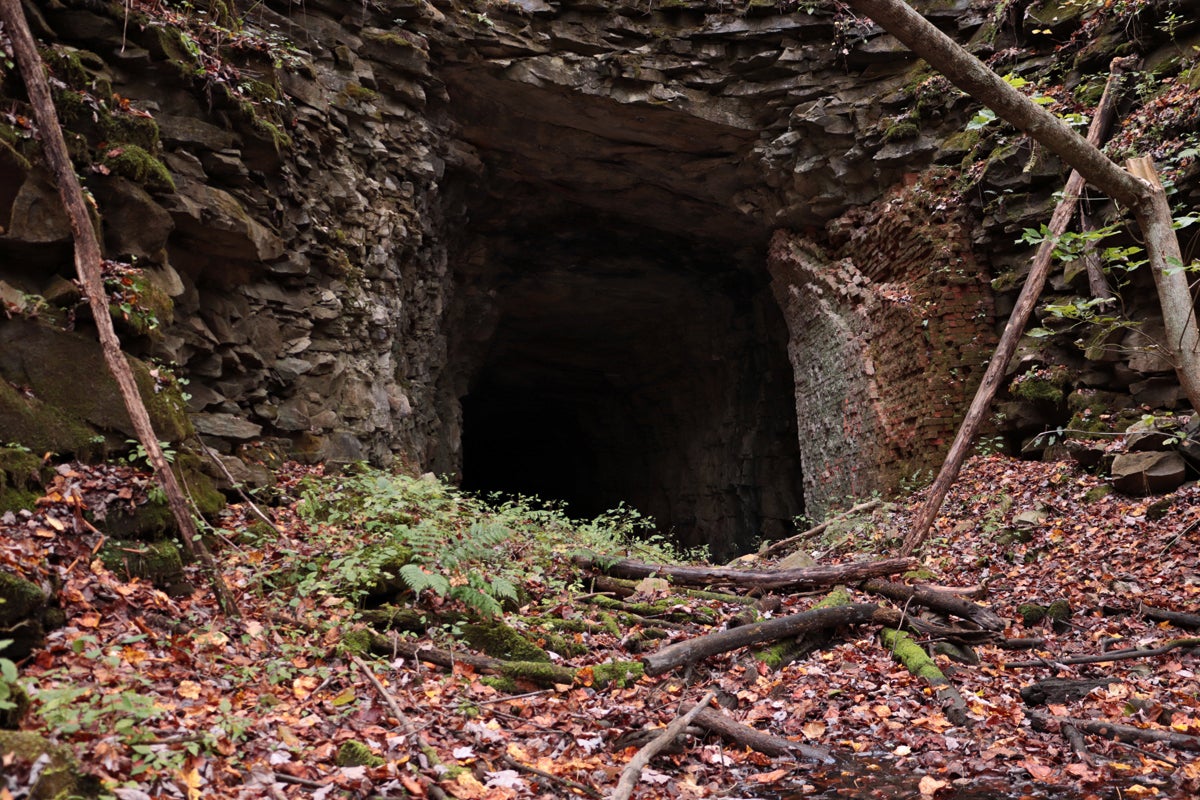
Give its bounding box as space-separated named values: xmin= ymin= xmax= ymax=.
xmin=455 ymin=220 xmax=804 ymax=559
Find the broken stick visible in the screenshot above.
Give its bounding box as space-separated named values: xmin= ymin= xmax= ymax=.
xmin=610 ymin=692 xmax=717 ymax=800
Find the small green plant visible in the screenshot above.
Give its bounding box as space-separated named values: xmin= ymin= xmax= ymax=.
xmin=124 ymin=439 xmax=176 ymax=468
xmin=0 ymin=638 xmax=21 ymax=714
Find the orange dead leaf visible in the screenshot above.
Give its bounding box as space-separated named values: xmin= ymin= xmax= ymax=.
xmin=918 ymin=775 xmax=948 ymax=796
xmin=178 ymin=680 xmax=202 ymax=700
xmin=292 ymin=675 xmax=320 ymax=699
xmin=1021 ymin=758 xmax=1058 ymax=782
xmin=445 ymin=771 xmax=487 ymax=799
xmin=749 ymin=768 xmax=791 ymax=784
xmin=801 ymin=721 xmax=825 ymax=740
xmin=400 ymin=773 xmax=426 ymax=795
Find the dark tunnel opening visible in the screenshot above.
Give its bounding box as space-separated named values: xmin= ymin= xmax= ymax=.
xmin=453 ymin=221 xmax=805 ymax=561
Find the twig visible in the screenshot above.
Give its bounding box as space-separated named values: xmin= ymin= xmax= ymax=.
xmin=610 ymin=691 xmax=716 ymax=800
xmin=476 ymin=689 xmax=554 ymax=705
xmin=351 ymin=654 xmax=418 ymax=737
xmin=500 ymin=754 xmax=603 ymax=799
xmin=1059 ymin=722 xmax=1098 ymax=768
xmin=197 ymin=440 xmax=281 ymax=534
xmin=1005 ymin=638 xmax=1200 ymax=668
xmin=760 ymin=500 xmax=882 ymax=558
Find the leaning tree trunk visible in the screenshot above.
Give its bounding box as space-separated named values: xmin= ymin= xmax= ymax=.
xmin=841 ymin=0 xmax=1200 ymax=553
xmin=0 ymin=0 xmax=239 ymax=616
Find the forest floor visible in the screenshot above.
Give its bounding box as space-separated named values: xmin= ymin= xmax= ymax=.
xmin=1 ymin=453 xmax=1199 ymax=800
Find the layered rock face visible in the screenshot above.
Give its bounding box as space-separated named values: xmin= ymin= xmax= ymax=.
xmin=4 ymin=0 xmax=1193 ymax=552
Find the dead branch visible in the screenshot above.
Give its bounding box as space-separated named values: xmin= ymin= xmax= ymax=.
xmin=861 ymin=579 xmax=1005 ymax=631
xmin=642 ymin=604 xmax=888 ymax=676
xmin=1027 ymin=710 xmax=1200 ymax=752
xmin=760 ymin=500 xmax=882 ymax=558
xmin=351 ymin=654 xmax=420 ymax=737
xmin=574 ymin=555 xmax=916 ymax=592
xmin=500 ymin=755 xmax=603 ymax=799
xmin=680 ymin=704 xmax=834 ymax=763
xmin=900 ymin=55 xmax=1134 ymax=555
xmin=610 ymin=691 xmax=716 ymax=800
xmin=1005 ymin=638 xmax=1200 ymax=668
xmin=1138 ymin=603 xmax=1200 ymax=630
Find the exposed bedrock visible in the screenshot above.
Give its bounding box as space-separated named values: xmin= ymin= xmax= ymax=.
xmin=4 ymin=0 xmax=1193 ymax=552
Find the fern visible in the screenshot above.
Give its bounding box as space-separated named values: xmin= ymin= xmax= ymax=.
xmin=398 ymin=564 xmax=451 ymax=598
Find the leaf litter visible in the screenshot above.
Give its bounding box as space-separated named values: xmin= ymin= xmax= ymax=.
xmin=0 ymin=454 xmax=1197 ymax=799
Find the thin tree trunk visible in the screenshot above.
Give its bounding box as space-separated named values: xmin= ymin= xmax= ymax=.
xmin=864 ymin=12 xmax=1180 ymax=554
xmin=574 ymin=555 xmax=915 ymax=591
xmin=0 ymin=0 xmax=239 ymax=617
xmin=860 ymin=578 xmax=1005 ymax=630
xmin=1126 ymin=156 xmax=1200 ymax=406
xmin=680 ymin=704 xmax=834 ymax=762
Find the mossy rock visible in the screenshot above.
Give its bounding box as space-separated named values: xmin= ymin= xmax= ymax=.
xmin=0 ymin=731 xmax=98 ymax=799
xmin=0 ymin=677 xmax=30 ymax=729
xmin=462 ymin=621 xmax=549 ymax=663
xmin=1011 ymin=366 xmax=1071 ymax=405
xmin=0 ymin=446 xmax=49 ymax=513
xmin=1083 ymin=485 xmax=1114 ymax=503
xmin=100 ymin=144 xmax=174 ymax=192
xmin=99 ymin=539 xmax=185 ymax=590
xmin=336 ymin=740 xmax=385 ymax=767
xmin=0 ymin=569 xmax=47 ymax=660
xmin=0 ymin=318 xmax=192 ymax=458
xmin=1017 ymin=603 xmax=1046 ymax=626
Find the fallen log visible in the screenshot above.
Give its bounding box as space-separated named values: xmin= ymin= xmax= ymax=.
xmin=1005 ymin=637 xmax=1200 ymax=668
xmin=880 ymin=628 xmax=969 ymax=727
xmin=861 ymin=579 xmax=1005 ymax=631
xmin=681 ymin=704 xmax=835 ymax=763
xmin=574 ymin=555 xmax=916 ymax=592
xmin=1020 ymin=678 xmax=1114 ymax=706
xmin=611 ymin=692 xmax=716 ymax=800
xmin=642 ymin=604 xmax=888 ymax=676
xmin=1027 ymin=710 xmax=1200 ymax=752
xmin=1138 ymin=603 xmax=1200 ymax=630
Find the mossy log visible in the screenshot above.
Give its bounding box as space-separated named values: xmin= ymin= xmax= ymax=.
xmin=753 ymin=586 xmax=852 ymax=670
xmin=575 ymin=555 xmax=916 ymax=592
xmin=879 ymin=627 xmax=969 ymax=727
xmin=861 ymin=578 xmax=1005 ymax=631
xmin=365 ymin=630 xmax=642 ymax=689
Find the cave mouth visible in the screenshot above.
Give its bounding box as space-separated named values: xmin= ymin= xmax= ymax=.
xmin=455 ymin=219 xmax=804 ymax=560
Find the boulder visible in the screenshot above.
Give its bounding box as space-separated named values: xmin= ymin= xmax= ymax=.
xmin=1110 ymin=451 xmax=1187 ymax=496
xmin=1124 ymin=417 xmax=1178 ymax=452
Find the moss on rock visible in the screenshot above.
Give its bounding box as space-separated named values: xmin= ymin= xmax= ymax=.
xmin=0 ymin=569 xmax=47 ymax=660
xmin=0 ymin=731 xmax=98 ymax=799
xmin=101 ymin=144 xmax=174 ymax=192
xmin=100 ymin=539 xmax=184 ymax=586
xmin=336 ymin=740 xmax=384 ymax=767
xmin=591 ymin=660 xmax=643 ymax=688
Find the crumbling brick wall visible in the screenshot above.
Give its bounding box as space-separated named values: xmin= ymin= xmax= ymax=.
xmin=768 ymin=175 xmax=996 ymax=516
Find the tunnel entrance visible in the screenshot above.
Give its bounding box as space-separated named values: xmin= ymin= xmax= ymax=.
xmin=454 ymin=219 xmax=804 ymax=560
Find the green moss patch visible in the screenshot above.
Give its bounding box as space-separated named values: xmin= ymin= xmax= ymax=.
xmin=101 ymin=144 xmax=174 ymax=192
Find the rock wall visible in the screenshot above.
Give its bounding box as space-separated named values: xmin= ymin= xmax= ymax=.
xmin=2 ymin=0 xmax=1197 ymax=548
xmin=769 ymin=174 xmax=996 ymax=516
